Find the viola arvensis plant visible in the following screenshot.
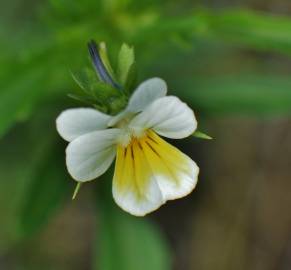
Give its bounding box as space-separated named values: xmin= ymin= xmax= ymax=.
xmin=56 ymin=40 xmax=203 ymax=216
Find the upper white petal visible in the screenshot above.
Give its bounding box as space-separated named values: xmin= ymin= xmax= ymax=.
xmin=127 ymin=77 xmax=167 ymax=112
xmin=66 ymin=129 xmax=121 ymax=182
xmin=108 ymin=78 xmax=167 ymax=128
xmin=56 ymin=108 xmax=112 ymax=142
xmin=129 ymin=96 xmax=197 ymax=139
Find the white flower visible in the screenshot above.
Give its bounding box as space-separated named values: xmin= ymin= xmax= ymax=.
xmin=56 ymin=78 xmax=199 ymax=216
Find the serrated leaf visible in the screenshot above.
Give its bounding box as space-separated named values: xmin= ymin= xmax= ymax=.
xmin=117 ymin=43 xmax=135 ymax=87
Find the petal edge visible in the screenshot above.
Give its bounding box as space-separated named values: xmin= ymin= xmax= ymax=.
xmin=130 ymin=96 xmax=197 ymax=139
xmin=66 ymin=129 xmax=120 ymax=182
xmin=56 ymin=108 xmax=112 ymax=142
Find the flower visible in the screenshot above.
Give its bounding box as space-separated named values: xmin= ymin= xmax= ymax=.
xmin=56 ymin=78 xmax=199 ymax=216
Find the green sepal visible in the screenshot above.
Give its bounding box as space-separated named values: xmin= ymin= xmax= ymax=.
xmin=192 ymin=130 xmax=213 ymax=140
xmin=72 ymin=182 xmax=82 ymax=200
xmin=70 ymin=67 xmax=127 ymax=114
xmin=98 ymin=42 xmax=116 ymax=80
xmin=67 ymin=93 xmax=100 ymax=105
xmin=117 ymin=43 xmax=136 ymax=91
xmin=124 ymin=62 xmax=138 ymax=93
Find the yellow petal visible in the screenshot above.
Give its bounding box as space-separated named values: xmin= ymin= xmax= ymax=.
xmin=112 ymin=131 xmax=199 ymax=216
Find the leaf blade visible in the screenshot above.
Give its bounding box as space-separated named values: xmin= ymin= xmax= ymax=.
xmin=94 ymin=180 xmax=171 ymax=270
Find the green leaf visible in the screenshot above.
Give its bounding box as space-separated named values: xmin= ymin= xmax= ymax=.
xmin=179 ymin=74 xmax=291 ymax=115
xmin=96 ymin=211 xmax=171 ymax=270
xmin=0 ymin=68 xmax=45 ymax=137
xmin=192 ymin=130 xmax=213 ymax=140
xmin=198 ymin=9 xmax=291 ymax=55
xmin=18 ymin=137 xmax=70 ymax=236
xmin=94 ymin=180 xmax=171 ymax=270
xmin=117 ymin=43 xmax=135 ymax=87
xmin=15 ymin=106 xmax=71 ymax=237
xmin=0 ymin=50 xmax=71 ymax=138
xmin=152 ymin=9 xmax=291 ymax=56
xmin=0 ymin=108 xmax=71 ymax=248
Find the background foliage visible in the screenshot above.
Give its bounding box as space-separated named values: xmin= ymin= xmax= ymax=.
xmin=1 ymin=0 xmax=291 ymax=269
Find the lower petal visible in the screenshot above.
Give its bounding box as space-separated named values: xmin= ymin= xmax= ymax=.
xmin=142 ymin=131 xmax=199 ymax=201
xmin=112 ymin=131 xmax=199 ymax=216
xmin=112 ymin=139 xmax=164 ymax=216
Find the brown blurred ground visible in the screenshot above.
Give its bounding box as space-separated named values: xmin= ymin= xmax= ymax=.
xmin=188 ymin=118 xmax=291 ymax=270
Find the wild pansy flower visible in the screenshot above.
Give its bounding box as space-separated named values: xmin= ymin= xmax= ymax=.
xmin=56 ymin=41 xmax=200 ymax=216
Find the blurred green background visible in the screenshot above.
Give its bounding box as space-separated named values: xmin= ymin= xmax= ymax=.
xmin=1 ymin=0 xmax=291 ymax=269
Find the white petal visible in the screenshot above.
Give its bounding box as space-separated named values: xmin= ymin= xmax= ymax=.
xmin=127 ymin=78 xmax=167 ymax=112
xmin=56 ymin=108 xmax=112 ymax=141
xmin=108 ymin=78 xmax=167 ymax=128
xmin=66 ymin=129 xmax=121 ymax=182
xmin=129 ymin=96 xmax=197 ymax=139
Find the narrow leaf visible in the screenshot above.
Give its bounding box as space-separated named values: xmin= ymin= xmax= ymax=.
xmin=179 ymin=74 xmax=291 ymax=115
